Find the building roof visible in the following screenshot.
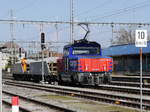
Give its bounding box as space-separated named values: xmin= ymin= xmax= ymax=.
xmin=3 ymin=41 xmax=20 ymax=48
xmin=102 ymin=41 xmax=150 ymax=56
xmin=44 ymin=57 xmax=59 ymax=63
xmin=2 ymin=41 xmax=25 ymax=53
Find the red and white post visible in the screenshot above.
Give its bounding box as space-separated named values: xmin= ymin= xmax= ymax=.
xmin=12 ymin=96 xmax=19 ymax=112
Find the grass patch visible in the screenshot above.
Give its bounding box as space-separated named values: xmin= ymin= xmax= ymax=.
xmin=64 ymin=102 xmax=139 ymax=112
xmin=105 ymin=105 xmax=139 ymax=112
xmin=38 ymin=94 xmax=140 ymax=112
xmin=39 ymin=94 xmax=76 ymax=101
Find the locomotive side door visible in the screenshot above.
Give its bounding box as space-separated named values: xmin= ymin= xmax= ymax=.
xmin=64 ymin=57 xmax=69 ymax=72
xmin=63 ymin=48 xmax=70 ymax=72
xmin=61 ymin=47 xmax=72 ymax=82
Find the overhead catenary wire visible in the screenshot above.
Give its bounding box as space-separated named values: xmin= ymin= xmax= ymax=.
xmin=75 ymin=0 xmax=113 ymax=18
xmin=1 ymin=19 xmax=150 ymax=47
xmin=84 ymin=0 xmax=150 ymax=21
xmin=1 ymin=0 xmax=150 ymax=42
xmin=0 ymin=0 xmax=40 ymax=19
xmin=0 ymin=19 xmax=150 ymax=26
xmin=1 ymin=19 xmax=150 ymax=43
xmin=94 ymin=3 xmax=150 ymax=21
xmin=15 ymin=0 xmax=40 ymax=13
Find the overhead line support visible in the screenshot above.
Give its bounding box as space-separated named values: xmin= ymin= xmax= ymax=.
xmin=0 ymin=19 xmax=150 ymax=26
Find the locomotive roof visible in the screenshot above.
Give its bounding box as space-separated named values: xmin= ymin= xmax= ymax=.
xmin=64 ymin=39 xmax=100 ymax=48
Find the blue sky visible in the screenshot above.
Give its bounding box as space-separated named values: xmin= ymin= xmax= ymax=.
xmin=1 ymin=0 xmax=149 ymax=22
xmin=0 ymin=0 xmax=150 ymax=49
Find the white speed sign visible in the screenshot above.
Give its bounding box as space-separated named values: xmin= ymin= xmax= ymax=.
xmin=135 ymin=30 xmax=147 ymax=47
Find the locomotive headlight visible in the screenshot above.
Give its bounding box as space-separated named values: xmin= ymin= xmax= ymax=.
xmin=89 ymin=73 xmax=92 ymax=76
xmin=85 ymin=65 xmax=88 ymax=70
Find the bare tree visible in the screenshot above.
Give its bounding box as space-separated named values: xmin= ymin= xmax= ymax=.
xmin=111 ymin=28 xmax=150 ymax=46
xmin=111 ymin=28 xmax=135 ymax=45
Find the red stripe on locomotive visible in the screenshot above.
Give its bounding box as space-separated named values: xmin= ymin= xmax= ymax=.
xmin=79 ymin=58 xmax=112 ymax=72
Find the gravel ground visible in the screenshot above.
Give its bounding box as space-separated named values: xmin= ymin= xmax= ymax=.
xmin=2 ymin=104 xmax=11 ymax=112
xmin=2 ymin=84 xmax=141 ymax=112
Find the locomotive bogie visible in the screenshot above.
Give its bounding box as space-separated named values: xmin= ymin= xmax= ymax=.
xmin=60 ymin=72 xmax=111 ymax=86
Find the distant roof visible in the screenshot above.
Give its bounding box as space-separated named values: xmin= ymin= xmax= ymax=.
xmin=102 ymin=41 xmax=150 ymax=56
xmin=44 ymin=57 xmax=59 ymax=63
xmin=2 ymin=41 xmax=25 ymax=52
xmin=3 ymin=41 xmax=20 ymax=48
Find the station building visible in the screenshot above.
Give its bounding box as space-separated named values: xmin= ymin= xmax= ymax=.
xmin=102 ymin=41 xmax=150 ymax=74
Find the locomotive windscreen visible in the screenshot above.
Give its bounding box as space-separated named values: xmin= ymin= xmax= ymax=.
xmin=72 ymin=47 xmax=99 ymax=55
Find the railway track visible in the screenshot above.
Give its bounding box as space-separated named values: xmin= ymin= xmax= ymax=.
xmin=3 ymin=90 xmax=76 ymax=112
xmin=3 ymin=74 xmax=150 ymax=88
xmin=3 ymin=76 xmax=150 ymax=95
xmin=112 ymin=76 xmax=150 ymax=83
xmin=3 ymin=80 xmax=150 ymax=111
xmin=3 ymin=76 xmax=150 ymax=88
xmin=98 ymin=84 xmax=150 ymax=95
xmin=110 ymin=81 xmax=150 ymax=88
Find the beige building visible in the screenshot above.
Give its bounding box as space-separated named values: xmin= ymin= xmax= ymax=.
xmin=0 ymin=41 xmax=25 ymax=70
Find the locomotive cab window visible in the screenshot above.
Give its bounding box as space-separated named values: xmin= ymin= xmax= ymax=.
xmin=72 ymin=47 xmax=99 ymax=55
xmin=63 ymin=48 xmax=69 ymax=56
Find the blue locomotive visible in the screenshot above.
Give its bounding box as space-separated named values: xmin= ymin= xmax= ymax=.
xmin=57 ymin=38 xmax=113 ymax=85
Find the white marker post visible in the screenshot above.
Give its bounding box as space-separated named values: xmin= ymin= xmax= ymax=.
xmin=135 ymin=30 xmax=147 ymax=112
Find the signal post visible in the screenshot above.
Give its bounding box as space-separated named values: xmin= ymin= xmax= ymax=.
xmin=41 ymin=32 xmax=45 ymax=84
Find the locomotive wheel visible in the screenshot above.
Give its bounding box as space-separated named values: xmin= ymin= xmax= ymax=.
xmin=71 ymin=75 xmax=76 ymax=86
xmin=13 ymin=74 xmax=19 ymax=80
xmin=32 ymin=75 xmax=41 ymax=83
xmin=103 ymin=74 xmax=111 ymax=84
xmin=58 ymin=75 xmax=63 ymax=85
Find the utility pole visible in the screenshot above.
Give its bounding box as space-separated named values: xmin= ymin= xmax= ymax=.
xmin=111 ymin=24 xmax=114 ymax=43
xmin=55 ymin=24 xmax=59 ymax=42
xmin=0 ymin=52 xmax=2 ymax=112
xmin=10 ymin=10 xmax=14 ymax=65
xmin=70 ymin=0 xmax=74 ymax=43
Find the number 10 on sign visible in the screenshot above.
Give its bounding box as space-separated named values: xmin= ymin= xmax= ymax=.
xmin=135 ymin=30 xmax=147 ymax=47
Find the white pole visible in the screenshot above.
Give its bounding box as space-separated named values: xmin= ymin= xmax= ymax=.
xmin=140 ymin=48 xmax=143 ymax=112
xmin=0 ymin=52 xmax=2 ymax=112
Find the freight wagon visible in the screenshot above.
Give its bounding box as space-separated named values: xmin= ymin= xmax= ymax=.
xmin=12 ymin=58 xmax=57 ymax=83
